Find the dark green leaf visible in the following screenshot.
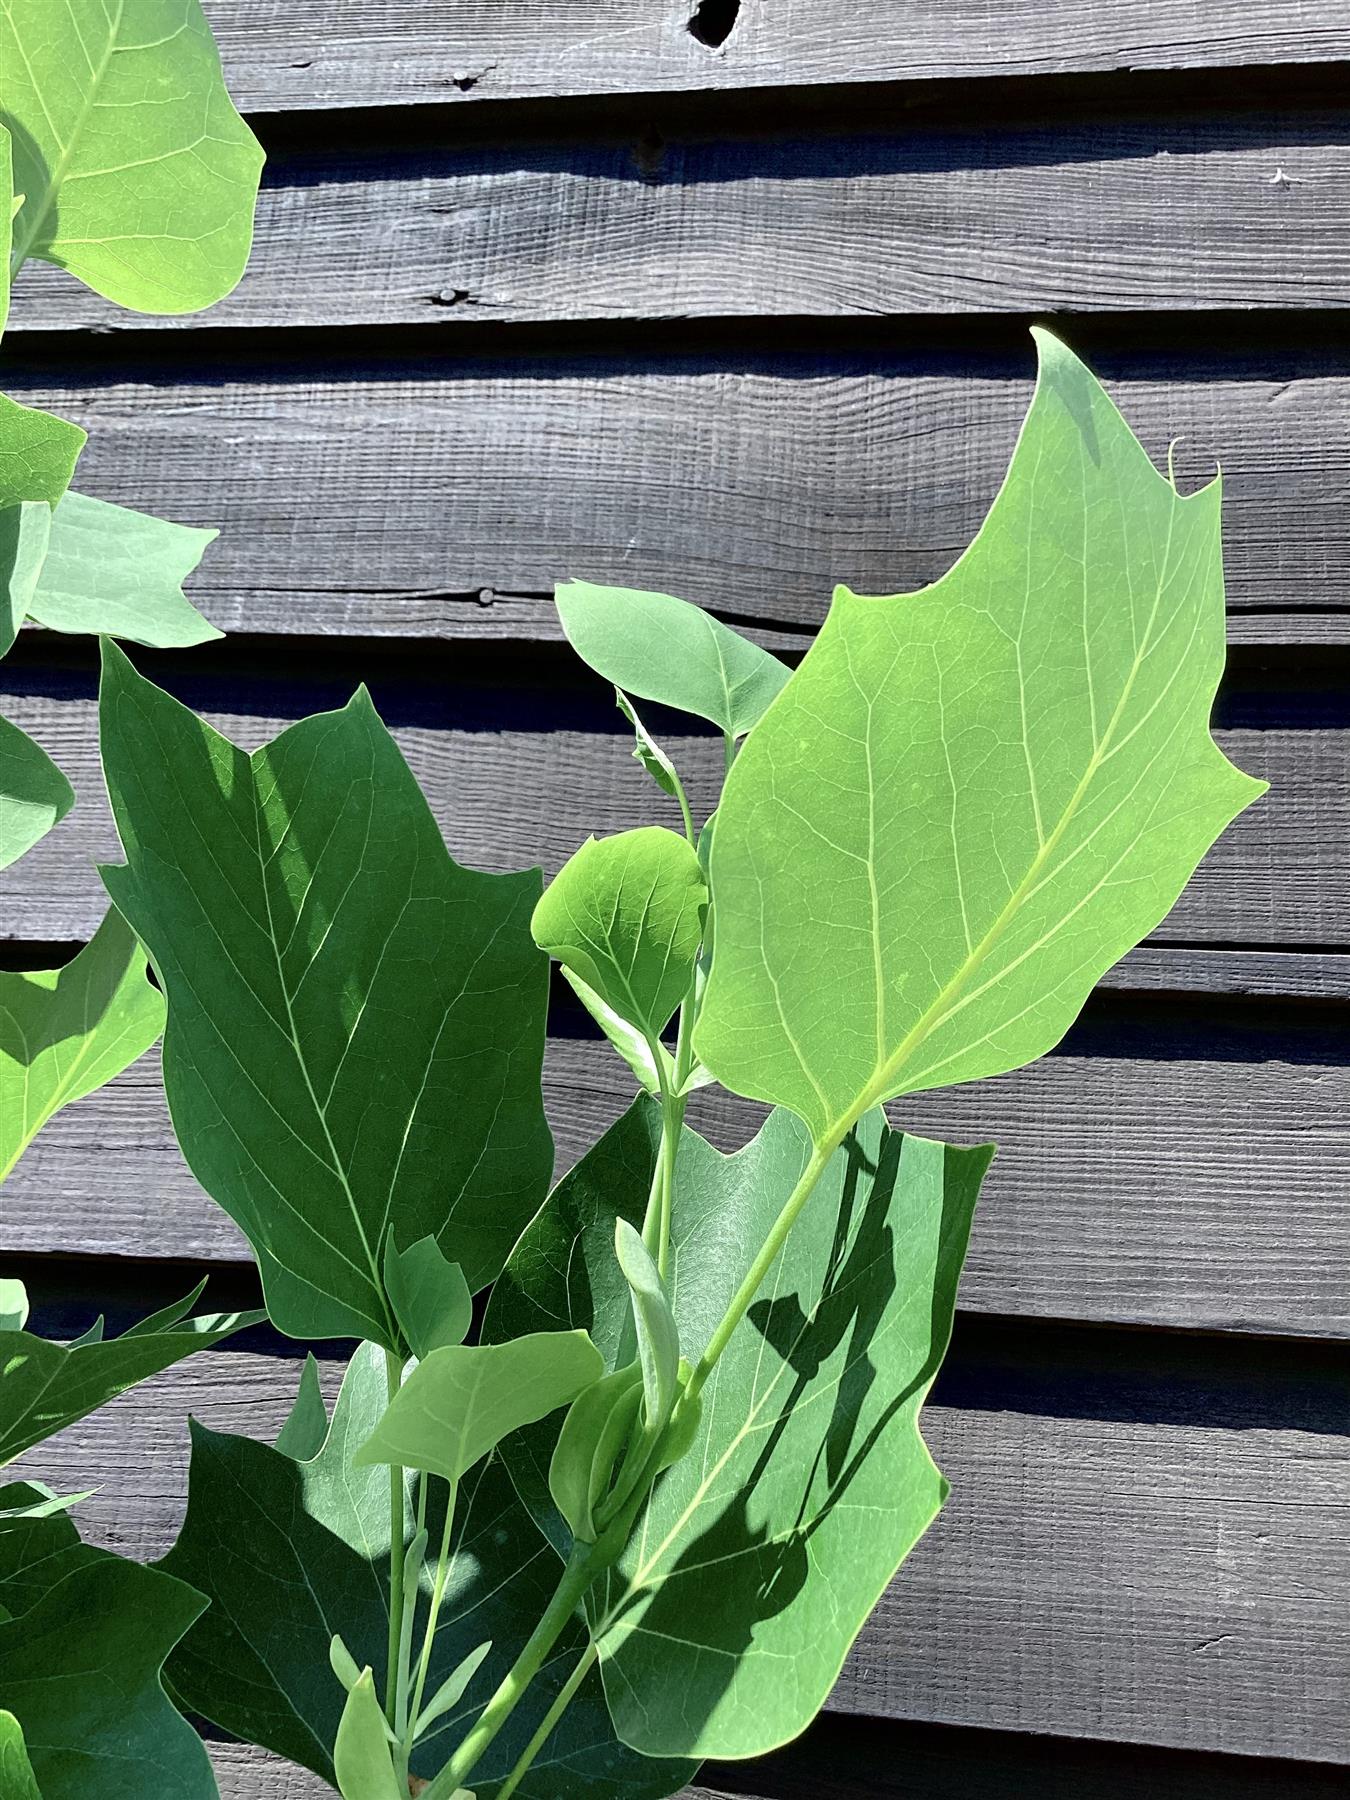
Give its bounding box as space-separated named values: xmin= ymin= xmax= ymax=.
xmin=0 ymin=1511 xmax=216 ymax=1800
xmin=99 ymin=644 xmax=553 ymax=1346
xmin=274 ymin=1353 xmax=328 ymax=1460
xmin=489 ymin=1102 xmax=991 ymax=1758
xmin=159 ymin=1344 xmax=690 ymax=1799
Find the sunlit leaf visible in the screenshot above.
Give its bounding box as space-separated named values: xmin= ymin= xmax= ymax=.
xmin=383 ymin=1236 xmax=472 ymax=1359
xmin=25 ymin=492 xmax=220 ymax=645
xmin=697 ymin=330 xmax=1265 ymax=1148
xmin=0 ymin=909 xmax=164 ymax=1184
xmin=488 ymin=1100 xmax=990 ymax=1759
xmin=0 ymin=1709 xmax=41 ymax=1800
xmin=99 ymin=644 xmax=553 ymax=1346
xmin=2 ymin=0 xmax=263 ymax=312
xmin=334 ymin=1670 xmax=403 ymax=1800
xmin=556 ymin=582 xmax=791 ymax=738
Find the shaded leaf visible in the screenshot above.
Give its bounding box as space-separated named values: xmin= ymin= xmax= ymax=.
xmin=560 ymin=968 xmax=667 ymax=1096
xmin=2 ymin=0 xmax=263 ymax=312
xmin=0 ymin=502 xmax=50 ymax=657
xmin=488 ymin=1101 xmax=991 ymax=1759
xmin=549 ymin=1363 xmax=642 ymax=1545
xmin=159 ymin=1344 xmax=690 ymax=1799
xmin=0 ymin=909 xmax=164 ymax=1184
xmin=413 ymin=1640 xmax=492 ymax=1740
xmin=612 ymin=1221 xmax=678 ymax=1436
xmin=532 ymin=827 xmax=706 ymax=1043
xmin=274 ymin=1353 xmax=328 ymax=1461
xmin=615 ymin=689 xmax=680 ymax=801
xmin=0 ymin=711 xmax=72 ymax=870
xmin=556 ymin=582 xmax=790 ymax=738
xmin=0 ymin=1510 xmax=216 ymax=1800
xmin=384 ymin=1236 xmax=473 ymax=1358
xmin=0 ymin=1282 xmax=261 ymax=1465
xmin=99 ymin=644 xmax=553 ymax=1346
xmin=697 ymin=330 xmax=1265 ymax=1148
xmin=355 ymin=1333 xmax=604 ymax=1487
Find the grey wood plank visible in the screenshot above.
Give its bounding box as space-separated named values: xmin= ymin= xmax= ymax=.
xmin=13 ymin=120 xmax=1350 ymax=334
xmin=18 ymin=1340 xmax=1349 ymax=1762
xmin=0 ymin=678 xmax=1338 ymax=946
xmin=196 ymin=1 xmax=1350 ymax=113
xmin=4 ymin=1028 xmax=1347 ymax=1338
xmin=7 ymin=358 xmax=1347 ymax=638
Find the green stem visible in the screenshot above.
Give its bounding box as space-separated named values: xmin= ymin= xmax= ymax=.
xmin=493 ymin=1643 xmax=598 ymax=1800
xmin=435 ymin=1544 xmax=597 ymax=1794
xmin=684 ymin=1131 xmax=840 ymax=1407
xmin=405 ymin=1476 xmax=459 ymax=1751
xmin=384 ymin=1349 xmax=406 ymax=1730
xmin=723 ymin=729 xmax=737 ymax=780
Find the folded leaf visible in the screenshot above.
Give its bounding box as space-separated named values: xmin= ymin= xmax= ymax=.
xmin=99 ymin=644 xmax=553 ymax=1346
xmin=615 ymin=689 xmax=682 ymax=800
xmin=355 ymin=1332 xmax=604 ymax=1486
xmin=159 ymin=1344 xmax=691 ymax=1799
xmin=412 ymin=1640 xmax=492 ymax=1740
xmin=612 ymin=1221 xmax=678 ymax=1436
xmin=697 ymin=330 xmax=1266 ymax=1149
xmin=383 ymin=1236 xmax=473 ymax=1359
xmin=560 ymin=967 xmax=667 ymax=1096
xmin=0 ymin=1709 xmax=41 ymax=1800
xmin=549 ymin=1362 xmax=643 ymax=1544
xmin=0 ymin=1280 xmax=262 ymax=1465
xmin=274 ymin=1353 xmax=329 ymax=1460
xmin=24 ymin=492 xmax=221 ymax=646
xmin=0 ymin=1510 xmax=216 ymax=1800
xmin=488 ymin=1100 xmax=991 ymax=1759
xmin=2 ymin=0 xmax=263 ymax=312
xmin=0 ymin=711 xmax=73 ymax=871
xmin=334 ymin=1670 xmax=404 ymax=1800
xmin=0 ymin=502 xmax=50 ymax=656
xmin=0 ymin=909 xmax=164 ymax=1184
xmin=556 ymin=582 xmax=791 ymax=738
xmin=533 ymin=827 xmax=706 ymax=1045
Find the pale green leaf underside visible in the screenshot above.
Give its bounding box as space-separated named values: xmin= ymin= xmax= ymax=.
xmin=0 ymin=907 xmax=163 ymax=1184
xmin=0 ymin=709 xmax=73 ymax=872
xmin=25 ymin=490 xmax=220 ymax=644
xmin=489 ymin=1101 xmax=990 ymax=1759
xmin=697 ymin=329 xmax=1266 ymax=1145
xmin=556 ymin=581 xmax=791 ymax=738
xmin=2 ymin=0 xmax=263 ymax=313
xmin=98 ymin=641 xmax=553 ymax=1346
xmin=355 ymin=1331 xmax=604 ymax=1485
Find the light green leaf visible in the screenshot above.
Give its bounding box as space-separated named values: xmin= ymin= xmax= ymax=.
xmin=0 ymin=908 xmax=164 ymax=1185
xmin=696 ymin=330 xmax=1266 ymax=1150
xmin=0 ymin=711 xmax=72 ymax=869
xmin=0 ymin=394 xmax=84 ymax=510
xmin=0 ymin=1511 xmax=216 ymax=1800
xmin=557 ymin=581 xmax=791 ymax=738
xmin=98 ymin=642 xmax=553 ymax=1346
xmin=274 ymin=1353 xmax=328 ymax=1460
xmin=1 ymin=123 xmax=11 ymax=334
xmin=532 ymin=826 xmax=707 ymax=1046
xmin=487 ymin=1100 xmax=991 ymax=1759
xmin=0 ymin=1282 xmax=26 ymax=1334
xmin=0 ymin=1285 xmax=261 ymax=1465
xmin=0 ymin=501 xmax=49 ymax=656
xmin=412 ymin=1640 xmax=492 ymax=1739
xmin=0 ymin=1710 xmax=41 ymax=1800
xmin=612 ymin=1220 xmax=678 ymax=1436
xmin=2 ymin=0 xmax=263 ymax=313
xmin=25 ymin=491 xmax=221 ymax=645
xmin=0 ymin=1481 xmax=94 ymax=1521
xmin=160 ymin=1344 xmax=691 ymax=1799
xmin=334 ymin=1670 xmax=404 ymax=1800
xmin=383 ymin=1235 xmax=472 ymax=1359
xmin=615 ymin=688 xmax=681 ymax=800
xmin=561 ymin=967 xmax=668 ymax=1096
xmin=549 ymin=1362 xmax=642 ymax=1545
xmin=355 ymin=1332 xmax=604 ymax=1487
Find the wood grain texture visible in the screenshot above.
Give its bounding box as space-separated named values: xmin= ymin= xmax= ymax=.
xmin=194 ymin=1 xmax=1350 ymax=113
xmin=11 ymin=118 xmax=1350 ymax=333
xmin=6 ymin=356 xmax=1346 ymax=641
xmin=0 ymin=674 xmax=1337 ymax=946
xmin=5 ymin=1025 xmax=1347 ymax=1338
xmin=17 ymin=1337 xmax=1349 ymax=1762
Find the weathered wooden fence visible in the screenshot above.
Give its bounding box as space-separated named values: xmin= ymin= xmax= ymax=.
xmin=3 ymin=4 xmax=1347 ymax=1795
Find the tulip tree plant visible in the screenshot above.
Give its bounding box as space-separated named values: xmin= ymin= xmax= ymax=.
xmin=0 ymin=7 xmax=1266 ymax=1800
xmin=0 ymin=1 xmax=264 ymax=1791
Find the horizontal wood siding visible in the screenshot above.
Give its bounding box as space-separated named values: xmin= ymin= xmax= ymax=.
xmin=2 ymin=6 xmax=1344 ymax=1797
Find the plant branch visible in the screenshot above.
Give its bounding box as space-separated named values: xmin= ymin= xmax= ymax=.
xmin=494 ymin=1642 xmax=598 ymax=1800
xmin=405 ymin=1475 xmax=459 ymax=1754
xmin=385 ymin=1349 xmax=406 ymax=1730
